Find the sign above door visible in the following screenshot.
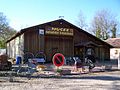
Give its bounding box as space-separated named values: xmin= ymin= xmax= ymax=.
xmin=45 ymin=26 xmax=73 ymax=36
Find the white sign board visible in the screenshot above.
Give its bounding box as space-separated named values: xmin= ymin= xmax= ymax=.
xmin=39 ymin=29 xmax=44 ymax=35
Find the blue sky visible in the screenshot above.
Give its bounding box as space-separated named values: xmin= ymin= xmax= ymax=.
xmin=0 ymin=0 xmax=120 ymax=31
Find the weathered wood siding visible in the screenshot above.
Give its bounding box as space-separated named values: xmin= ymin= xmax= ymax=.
xmin=42 ymin=21 xmax=75 ymax=62
xmin=7 ymin=39 xmax=15 ymax=58
xmin=6 ymin=19 xmax=111 ymax=62
xmin=7 ymin=34 xmax=24 ymax=59
xmin=45 ymin=35 xmax=73 ymax=62
xmin=74 ymin=28 xmax=110 ymax=60
xmin=24 ymin=28 xmax=40 ymax=54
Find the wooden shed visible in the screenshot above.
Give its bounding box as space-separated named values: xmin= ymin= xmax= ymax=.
xmin=6 ymin=19 xmax=113 ymax=63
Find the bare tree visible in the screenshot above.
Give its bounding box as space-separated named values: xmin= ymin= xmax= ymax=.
xmin=0 ymin=12 xmax=16 ymax=48
xmin=77 ymin=11 xmax=87 ymax=30
xmin=91 ymin=9 xmax=118 ymax=40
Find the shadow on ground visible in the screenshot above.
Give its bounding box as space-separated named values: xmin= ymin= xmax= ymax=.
xmin=29 ymin=70 xmax=120 ymax=81
xmin=36 ymin=75 xmax=120 ymax=81
xmin=1 ymin=70 xmax=120 ymax=82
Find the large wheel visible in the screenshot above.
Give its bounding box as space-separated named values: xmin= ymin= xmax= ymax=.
xmin=23 ymin=52 xmax=34 ymax=63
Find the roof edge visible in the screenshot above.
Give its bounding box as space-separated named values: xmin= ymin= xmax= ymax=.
xmin=6 ymin=19 xmax=114 ymax=48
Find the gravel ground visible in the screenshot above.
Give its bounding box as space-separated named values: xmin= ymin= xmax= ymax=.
xmin=0 ymin=71 xmax=120 ymax=90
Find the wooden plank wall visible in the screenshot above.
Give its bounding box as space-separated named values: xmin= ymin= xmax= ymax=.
xmin=74 ymin=29 xmax=110 ymax=61
xmin=24 ymin=29 xmax=40 ymax=55
xmin=45 ymin=35 xmax=73 ymax=62
xmin=7 ymin=34 xmax=24 ymax=59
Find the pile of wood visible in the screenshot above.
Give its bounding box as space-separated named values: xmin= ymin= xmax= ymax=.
xmin=0 ymin=54 xmax=11 ymax=70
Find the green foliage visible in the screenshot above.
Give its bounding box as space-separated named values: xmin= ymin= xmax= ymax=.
xmin=96 ymin=27 xmax=101 ymax=39
xmin=0 ymin=40 xmax=5 ymax=48
xmin=0 ymin=12 xmax=16 ymax=48
xmin=111 ymin=24 xmax=117 ymax=38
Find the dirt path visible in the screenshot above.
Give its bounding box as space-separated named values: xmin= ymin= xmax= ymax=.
xmin=0 ymin=71 xmax=120 ymax=90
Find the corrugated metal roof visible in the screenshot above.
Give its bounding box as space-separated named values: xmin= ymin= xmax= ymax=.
xmin=105 ymin=38 xmax=120 ymax=48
